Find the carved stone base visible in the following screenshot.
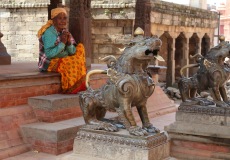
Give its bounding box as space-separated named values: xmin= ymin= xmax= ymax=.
xmin=165 ymin=104 xmax=230 ymax=160
xmin=63 ymin=128 xmax=170 ymax=160
xmin=0 ymin=32 xmax=11 ymax=65
xmin=0 ymin=53 xmax=11 ymax=65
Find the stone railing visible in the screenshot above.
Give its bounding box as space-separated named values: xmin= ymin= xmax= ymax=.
xmin=151 ymin=1 xmax=218 ymax=28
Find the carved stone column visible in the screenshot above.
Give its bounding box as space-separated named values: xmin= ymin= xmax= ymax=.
xmin=69 ymin=0 xmax=92 ymax=67
xmin=181 ymin=39 xmax=189 ymax=77
xmin=134 ymin=0 xmax=152 ymax=37
xmin=0 ymin=32 xmax=11 ymax=65
xmin=166 ymin=38 xmax=175 ymax=87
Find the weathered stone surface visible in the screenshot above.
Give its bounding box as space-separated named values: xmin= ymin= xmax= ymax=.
xmin=28 ymin=94 xmax=80 ymax=111
xmin=165 ymin=104 xmax=230 ymax=159
xmin=63 ymin=128 xmax=170 ymax=160
xmin=165 ymin=105 xmax=230 ymax=138
xmin=21 ymin=117 xmax=84 ymax=142
xmin=21 ymin=112 xmax=118 ymax=155
xmin=0 ymin=2 xmax=48 ymax=61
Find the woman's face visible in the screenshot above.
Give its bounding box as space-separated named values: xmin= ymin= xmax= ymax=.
xmin=53 ymin=12 xmax=67 ymax=32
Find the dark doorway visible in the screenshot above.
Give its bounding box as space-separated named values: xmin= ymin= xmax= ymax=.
xmin=175 ymin=32 xmax=187 ymax=80
xmin=201 ymin=33 xmax=210 ymax=57
xmin=189 ymin=33 xmax=200 ymax=76
xmin=159 ymin=31 xmax=173 ymax=86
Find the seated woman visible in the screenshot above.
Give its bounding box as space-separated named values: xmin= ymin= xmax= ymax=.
xmin=37 ymin=8 xmax=86 ymax=94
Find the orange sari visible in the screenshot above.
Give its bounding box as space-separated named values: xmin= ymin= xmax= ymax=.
xmin=47 ymin=43 xmax=86 ymax=94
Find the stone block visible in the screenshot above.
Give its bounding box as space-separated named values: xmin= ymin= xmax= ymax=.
xmin=28 ymin=94 xmax=82 ymax=122
xmin=28 ymin=94 xmax=80 ymax=111
xmin=0 ymin=71 xmax=61 ymax=108
xmin=92 ymin=9 xmax=112 ymax=19
xmin=92 ymin=27 xmax=123 ymax=35
xmin=98 ymin=45 xmax=114 ymax=54
xmin=117 ymin=19 xmax=133 ymax=27
xmin=21 ymin=112 xmax=117 ymax=155
xmin=165 ymin=104 xmax=230 ymax=159
xmin=20 ymin=117 xmax=83 ymax=155
xmin=63 ymin=128 xmax=170 ymax=160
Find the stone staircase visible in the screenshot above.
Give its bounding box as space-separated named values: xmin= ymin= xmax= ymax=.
xmin=21 ymin=94 xmax=82 ymax=155
xmin=28 ymin=94 xmax=82 ymax=123
xmin=0 ymin=71 xmax=61 ymax=159
xmin=21 ymin=93 xmax=116 ymax=155
xmin=0 ymin=63 xmax=177 ymax=159
xmin=0 ymin=64 xmax=109 ymax=159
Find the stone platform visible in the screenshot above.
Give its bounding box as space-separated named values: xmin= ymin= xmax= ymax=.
xmin=0 ymin=62 xmax=177 ymax=158
xmin=63 ymin=128 xmax=170 ymax=160
xmin=165 ymin=104 xmax=230 ymax=160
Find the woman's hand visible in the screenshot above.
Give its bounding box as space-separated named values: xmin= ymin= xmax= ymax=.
xmin=66 ymin=32 xmax=72 ymax=46
xmin=60 ymin=31 xmax=69 ymax=44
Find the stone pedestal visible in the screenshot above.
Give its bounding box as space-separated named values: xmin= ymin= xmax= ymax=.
xmin=63 ymin=128 xmax=169 ymax=160
xmin=0 ymin=32 xmax=11 ymax=65
xmin=165 ymin=104 xmax=230 ymax=160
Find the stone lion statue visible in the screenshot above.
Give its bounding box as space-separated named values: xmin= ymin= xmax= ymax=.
xmin=178 ymin=36 xmax=230 ymax=107
xmin=79 ymin=28 xmax=164 ymax=136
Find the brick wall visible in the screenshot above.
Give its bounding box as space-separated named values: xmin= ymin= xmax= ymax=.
xmin=91 ymin=0 xmax=218 ymax=64
xmin=0 ymin=0 xmax=49 ymax=62
xmin=0 ymin=105 xmax=37 ymax=159
xmin=151 ymin=1 xmax=218 ymax=29
xmin=0 ymin=0 xmax=218 ymax=64
xmin=91 ymin=1 xmax=136 ymax=63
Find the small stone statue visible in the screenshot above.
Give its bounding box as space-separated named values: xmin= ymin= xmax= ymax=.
xmin=0 ymin=32 xmax=11 ymax=65
xmin=79 ymin=28 xmax=164 ymax=136
xmin=178 ymin=35 xmax=230 ymax=107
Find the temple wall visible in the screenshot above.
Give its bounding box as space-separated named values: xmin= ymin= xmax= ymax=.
xmin=150 ymin=1 xmax=217 ymax=38
xmin=0 ymin=0 xmax=49 ymax=61
xmin=91 ymin=1 xmax=136 ymax=63
xmin=0 ymin=0 xmax=218 ymax=69
xmin=91 ymin=0 xmax=218 ymax=64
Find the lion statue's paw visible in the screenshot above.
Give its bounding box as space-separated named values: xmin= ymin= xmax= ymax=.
xmin=143 ymin=123 xmax=160 ymax=133
xmin=128 ymin=126 xmax=148 ymax=136
xmin=85 ymin=122 xmax=118 ymax=132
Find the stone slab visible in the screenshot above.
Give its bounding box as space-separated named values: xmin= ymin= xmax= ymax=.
xmin=63 ymin=128 xmax=170 ymax=160
xmin=165 ymin=104 xmax=230 ymax=159
xmin=176 ymin=112 xmax=230 ymax=126
xmin=20 ymin=117 xmax=84 ymax=142
xmin=21 ymin=112 xmax=117 ymax=143
xmin=28 ymin=94 xmax=80 ymax=111
xmin=165 ymin=121 xmax=230 ymax=139
xmin=165 ymin=105 xmax=230 ymax=139
xmin=168 ymin=133 xmax=230 ymax=160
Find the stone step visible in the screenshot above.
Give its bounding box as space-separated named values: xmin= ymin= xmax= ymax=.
xmin=0 ymin=144 xmax=31 ymax=160
xmin=0 ymin=63 xmax=108 ymax=108
xmin=20 ymin=112 xmax=117 ymax=155
xmin=0 ymin=72 xmax=61 ymax=108
xmin=171 ymin=145 xmax=230 ymax=160
xmin=28 ymin=94 xmax=80 ymax=110
xmin=28 ymin=94 xmax=82 ymax=123
xmin=0 ymin=105 xmax=37 ymax=159
xmin=28 ymin=86 xmax=177 ymax=123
